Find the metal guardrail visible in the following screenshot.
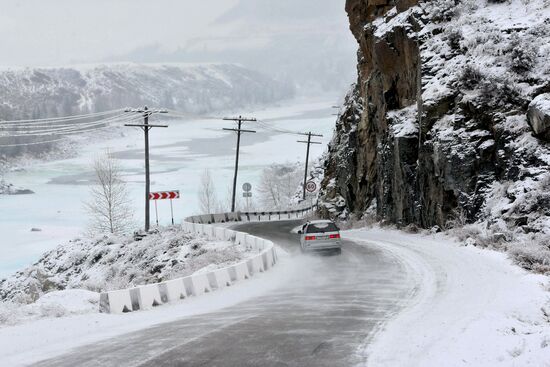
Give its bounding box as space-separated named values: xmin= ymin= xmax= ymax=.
xmin=185 ymin=204 xmax=318 ymax=224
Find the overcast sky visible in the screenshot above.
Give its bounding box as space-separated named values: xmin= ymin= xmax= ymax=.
xmin=0 ymin=0 xmax=240 ymax=67
xmin=0 ymin=0 xmax=351 ymax=68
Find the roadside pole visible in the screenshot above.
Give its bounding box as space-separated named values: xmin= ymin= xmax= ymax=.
xmin=297 ymin=132 xmax=322 ymax=200
xmin=223 ymin=116 xmax=256 ymax=212
xmin=125 ymin=106 xmax=168 ymax=231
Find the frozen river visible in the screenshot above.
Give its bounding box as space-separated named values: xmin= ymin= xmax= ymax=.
xmin=0 ymin=97 xmax=338 ymax=278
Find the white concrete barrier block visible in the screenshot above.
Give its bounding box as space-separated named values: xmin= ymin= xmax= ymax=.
xmin=194 ymin=223 xmax=204 ymax=235
xmin=182 ymin=222 xmax=190 ymax=233
xmin=213 ymin=214 xmax=226 ymax=223
xmin=138 ymin=284 xmax=164 ymax=310
xmin=251 ymin=255 xmax=265 ymax=273
xmin=231 ymin=262 xmax=250 ymax=281
xmin=271 ymin=247 xmax=278 ymax=265
xmin=245 ymin=234 xmax=256 ymax=250
xmin=162 ymin=278 xmax=186 ymax=302
xmin=263 ymin=250 xmax=274 ymax=270
xmin=213 ymin=268 xmax=232 ymax=288
xmin=256 ymin=238 xmax=267 ymax=250
xmin=224 ymin=229 xmax=236 ymax=241
xmin=203 ymin=225 xmax=214 ymax=238
xmin=235 ymin=232 xmax=246 ymax=245
xmin=191 ymin=273 xmax=212 ymax=296
xmin=215 ymin=227 xmax=226 ymax=241
xmin=102 ymin=289 xmax=133 ymax=314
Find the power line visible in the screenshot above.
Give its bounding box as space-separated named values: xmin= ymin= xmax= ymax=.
xmin=0 ymin=109 xmax=124 ymax=125
xmin=0 ymin=115 xmax=139 ymax=147
xmin=0 ymin=113 xmax=133 ymax=137
xmin=222 ymin=115 xmax=257 ymax=212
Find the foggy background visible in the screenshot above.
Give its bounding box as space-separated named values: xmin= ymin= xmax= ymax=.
xmin=0 ymin=0 xmax=357 ymax=94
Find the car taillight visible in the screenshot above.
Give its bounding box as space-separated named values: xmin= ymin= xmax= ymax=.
xmin=305 ymin=236 xmax=316 ymax=241
xmin=329 ymin=234 xmax=340 ymax=239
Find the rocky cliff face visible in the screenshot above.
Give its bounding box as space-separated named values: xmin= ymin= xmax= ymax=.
xmin=320 ymin=1 xmax=550 ymax=240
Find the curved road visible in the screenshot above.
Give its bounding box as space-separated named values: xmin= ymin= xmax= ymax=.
xmin=33 ymin=220 xmax=411 ymax=367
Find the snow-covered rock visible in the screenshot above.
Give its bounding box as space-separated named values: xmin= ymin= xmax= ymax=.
xmin=528 ymin=93 xmax=550 ymax=140
xmin=320 ymin=0 xmax=550 ymax=272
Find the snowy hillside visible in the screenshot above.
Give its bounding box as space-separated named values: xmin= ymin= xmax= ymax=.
xmin=0 ymin=226 xmax=249 ymax=307
xmin=320 ymin=0 xmax=550 ymax=272
xmin=0 ymin=63 xmax=294 ymax=121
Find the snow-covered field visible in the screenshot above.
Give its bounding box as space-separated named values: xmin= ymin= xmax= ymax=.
xmin=0 ymin=96 xmax=338 ymax=278
xmin=347 ymin=228 xmax=550 ymax=367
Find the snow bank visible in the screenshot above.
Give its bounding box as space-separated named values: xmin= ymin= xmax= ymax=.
xmin=0 ymin=290 xmax=99 ymax=326
xmin=0 ymin=226 xmax=249 ymax=312
xmin=346 ymin=227 xmax=550 ymax=367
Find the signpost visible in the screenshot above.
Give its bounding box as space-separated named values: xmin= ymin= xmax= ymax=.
xmin=149 ymin=190 xmax=180 ymax=225
xmin=306 ymin=181 xmax=317 ymax=193
xmin=242 ymin=183 xmax=252 ymax=211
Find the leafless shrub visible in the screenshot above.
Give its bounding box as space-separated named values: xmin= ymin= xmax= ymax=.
xmin=197 ymin=169 xmax=220 ymax=214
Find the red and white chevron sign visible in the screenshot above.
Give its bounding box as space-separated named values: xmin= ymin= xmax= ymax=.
xmin=149 ymin=191 xmax=180 ymax=200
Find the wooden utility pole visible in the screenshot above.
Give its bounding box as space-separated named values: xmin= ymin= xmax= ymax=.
xmin=297 ymin=132 xmax=322 ymax=200
xmin=223 ymin=116 xmax=256 ymax=212
xmin=125 ymin=106 xmax=168 ymax=231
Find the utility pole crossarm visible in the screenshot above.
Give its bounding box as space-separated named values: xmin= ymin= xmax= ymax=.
xmin=297 ymin=140 xmax=322 ymax=144
xmin=125 ymin=123 xmax=168 ymax=128
xmin=223 ymin=117 xmax=257 ymax=122
xmin=223 ymin=128 xmax=256 ymax=133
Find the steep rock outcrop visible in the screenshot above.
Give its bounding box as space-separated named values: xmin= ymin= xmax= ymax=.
xmin=528 ymin=93 xmax=550 ymax=141
xmin=320 ymin=0 xmax=550 ymax=236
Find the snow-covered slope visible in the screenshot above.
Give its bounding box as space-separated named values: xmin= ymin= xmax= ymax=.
xmin=0 ymin=62 xmax=294 ymax=121
xmin=0 ymin=226 xmax=249 ymax=306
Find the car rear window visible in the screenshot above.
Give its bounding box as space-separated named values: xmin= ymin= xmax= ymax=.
xmin=306 ymin=222 xmax=339 ymax=233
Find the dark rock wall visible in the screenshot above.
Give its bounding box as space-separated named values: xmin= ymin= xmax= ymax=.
xmin=319 ymin=0 xmax=550 ymax=231
xmin=321 ymin=0 xmax=423 ymax=225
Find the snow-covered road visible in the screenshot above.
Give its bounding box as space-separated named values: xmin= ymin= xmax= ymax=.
xmin=346 ymin=228 xmax=550 ymax=366
xmin=6 ymin=220 xmax=410 ymax=367
xmin=1 ymin=222 xmax=548 ymax=366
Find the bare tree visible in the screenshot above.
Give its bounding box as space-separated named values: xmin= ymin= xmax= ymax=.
xmin=258 ymin=163 xmax=302 ymax=210
xmin=198 ymin=169 xmax=220 ymax=214
xmin=84 ymin=152 xmax=134 ymax=235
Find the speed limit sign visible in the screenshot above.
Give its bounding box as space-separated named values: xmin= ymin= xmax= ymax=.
xmin=306 ymin=181 xmax=317 ymax=193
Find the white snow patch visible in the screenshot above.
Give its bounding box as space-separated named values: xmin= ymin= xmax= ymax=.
xmin=346 ymin=227 xmax=550 ymax=367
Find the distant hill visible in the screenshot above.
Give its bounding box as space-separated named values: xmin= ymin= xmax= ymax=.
xmin=0 ymin=63 xmax=294 ymax=121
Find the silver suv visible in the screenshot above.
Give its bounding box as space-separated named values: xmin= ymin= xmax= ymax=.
xmin=298 ymin=220 xmax=342 ymax=254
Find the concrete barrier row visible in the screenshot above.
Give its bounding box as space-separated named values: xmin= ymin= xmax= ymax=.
xmin=99 ymin=223 xmax=277 ymax=314
xmin=100 ymin=205 xmax=314 ymax=314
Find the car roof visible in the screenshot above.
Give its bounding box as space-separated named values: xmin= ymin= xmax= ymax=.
xmin=307 ymin=219 xmax=335 ymax=224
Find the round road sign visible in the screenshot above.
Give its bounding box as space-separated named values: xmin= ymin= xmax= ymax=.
xmin=242 ymin=182 xmax=252 ymax=192
xmin=306 ymin=181 xmax=317 ymax=193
